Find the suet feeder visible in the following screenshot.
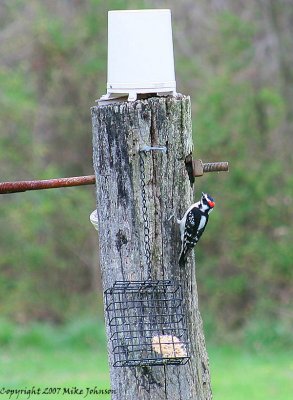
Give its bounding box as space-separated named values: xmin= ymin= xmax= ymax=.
xmin=105 ymin=280 xmax=190 ymax=367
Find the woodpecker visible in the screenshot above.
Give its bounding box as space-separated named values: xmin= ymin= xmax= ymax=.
xmin=178 ymin=192 xmax=215 ymax=266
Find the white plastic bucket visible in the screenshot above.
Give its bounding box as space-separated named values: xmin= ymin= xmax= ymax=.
xmin=100 ymin=9 xmax=176 ymax=101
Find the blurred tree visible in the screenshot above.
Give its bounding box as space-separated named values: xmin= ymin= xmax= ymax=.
xmin=0 ymin=0 xmax=292 ymax=347
xmin=0 ymin=0 xmax=132 ymax=322
xmin=148 ymin=0 xmax=293 ymax=345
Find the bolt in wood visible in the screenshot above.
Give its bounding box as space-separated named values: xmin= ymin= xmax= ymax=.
xmin=202 ymin=161 xmax=229 ymax=174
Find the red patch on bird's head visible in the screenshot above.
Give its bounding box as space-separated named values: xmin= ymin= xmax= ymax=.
xmin=208 ymin=200 xmax=215 ymax=208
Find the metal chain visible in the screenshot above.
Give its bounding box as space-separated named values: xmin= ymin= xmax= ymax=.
xmin=139 ymin=152 xmax=152 ymax=280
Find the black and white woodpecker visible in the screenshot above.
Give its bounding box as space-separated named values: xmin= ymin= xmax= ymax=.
xmin=177 ymin=192 xmax=215 ymax=266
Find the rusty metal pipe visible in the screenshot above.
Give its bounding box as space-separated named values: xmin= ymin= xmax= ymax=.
xmin=0 ymin=160 xmax=229 ymax=194
xmin=0 ymin=175 xmax=96 ymax=194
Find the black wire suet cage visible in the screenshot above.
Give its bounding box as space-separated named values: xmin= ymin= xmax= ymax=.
xmin=105 ymin=279 xmax=190 ymax=367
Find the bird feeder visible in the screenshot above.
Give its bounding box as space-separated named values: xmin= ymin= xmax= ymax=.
xmin=99 ymin=9 xmax=176 ymax=102
xmin=105 ymin=280 xmax=189 ymax=367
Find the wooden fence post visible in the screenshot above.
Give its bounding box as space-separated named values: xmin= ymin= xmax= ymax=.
xmin=91 ymin=95 xmax=212 ymax=399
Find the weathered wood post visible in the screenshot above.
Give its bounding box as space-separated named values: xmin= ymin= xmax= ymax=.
xmin=91 ymin=94 xmax=212 ymax=399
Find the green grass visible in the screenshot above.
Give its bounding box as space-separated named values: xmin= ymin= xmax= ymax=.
xmin=0 ymin=318 xmax=110 ymax=400
xmin=0 ymin=347 xmax=110 ymax=400
xmin=0 ymin=319 xmax=292 ymax=400
xmin=209 ymin=346 xmax=293 ymax=400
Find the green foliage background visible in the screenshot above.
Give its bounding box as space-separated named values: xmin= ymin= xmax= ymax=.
xmin=0 ymin=0 xmax=292 ymax=350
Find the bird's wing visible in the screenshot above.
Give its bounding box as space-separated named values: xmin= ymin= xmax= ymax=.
xmin=194 ymin=212 xmax=208 ymax=243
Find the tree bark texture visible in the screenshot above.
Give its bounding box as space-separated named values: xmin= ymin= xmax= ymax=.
xmin=91 ymin=95 xmax=212 ymax=400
